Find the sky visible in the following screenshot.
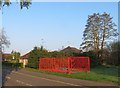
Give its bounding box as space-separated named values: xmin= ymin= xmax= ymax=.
xmin=1 ymin=2 xmax=118 ymax=55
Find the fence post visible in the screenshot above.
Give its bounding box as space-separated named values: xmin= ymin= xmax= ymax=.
xmin=67 ymin=57 xmax=71 ymax=74
xmin=88 ymin=57 xmax=90 ymax=72
xmin=39 ymin=58 xmax=40 ymax=70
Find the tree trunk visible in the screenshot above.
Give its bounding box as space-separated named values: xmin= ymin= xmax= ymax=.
xmin=100 ymin=25 xmax=106 ymax=65
xmin=96 ymin=36 xmax=100 ymax=60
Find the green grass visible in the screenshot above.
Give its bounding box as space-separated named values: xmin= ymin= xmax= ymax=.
xmin=25 ymin=65 xmax=119 ymax=85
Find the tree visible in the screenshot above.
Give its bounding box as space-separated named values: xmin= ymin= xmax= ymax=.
xmin=80 ymin=12 xmax=118 ymax=64
xmin=106 ymin=41 xmax=120 ymax=66
xmin=0 ymin=28 xmax=10 ymax=54
xmin=99 ymin=12 xmax=118 ymax=63
xmin=11 ymin=51 xmax=21 ymax=63
xmin=28 ymin=46 xmax=41 ymax=68
xmin=0 ymin=0 xmax=32 ymax=10
xmin=80 ymin=13 xmax=101 ymax=59
xmin=28 ymin=46 xmax=49 ymax=69
xmin=49 ymin=51 xmax=67 ymax=58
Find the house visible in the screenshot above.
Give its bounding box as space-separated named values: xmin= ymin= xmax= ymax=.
xmin=61 ymin=46 xmax=82 ymax=55
xmin=20 ymin=52 xmax=30 ymax=67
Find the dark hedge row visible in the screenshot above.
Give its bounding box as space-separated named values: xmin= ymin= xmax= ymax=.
xmin=2 ymin=61 xmax=23 ymax=68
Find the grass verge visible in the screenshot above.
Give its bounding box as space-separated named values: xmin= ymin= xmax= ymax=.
xmin=24 ymin=65 xmax=119 ymax=85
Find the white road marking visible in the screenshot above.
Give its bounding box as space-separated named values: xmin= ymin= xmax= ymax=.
xmin=12 ymin=71 xmax=81 ymax=86
xmin=21 ymin=81 xmax=24 ymax=84
xmin=26 ymin=83 xmax=32 ymax=86
xmin=16 ymin=79 xmax=32 ymax=86
xmin=16 ymin=80 xmax=20 ymax=82
xmin=5 ymin=73 xmax=33 ymax=86
xmin=6 ymin=76 xmax=11 ymax=79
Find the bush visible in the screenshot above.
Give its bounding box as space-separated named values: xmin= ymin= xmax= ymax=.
xmin=15 ymin=62 xmax=23 ymax=68
xmin=73 ymin=51 xmax=99 ymax=68
xmin=2 ymin=61 xmax=23 ymax=68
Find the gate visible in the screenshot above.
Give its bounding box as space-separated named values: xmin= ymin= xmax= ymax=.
xmin=39 ymin=57 xmax=90 ymax=74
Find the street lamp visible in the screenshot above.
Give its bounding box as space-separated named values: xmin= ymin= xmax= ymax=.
xmin=12 ymin=55 xmax=15 ymax=60
xmin=12 ymin=51 xmax=18 ymax=71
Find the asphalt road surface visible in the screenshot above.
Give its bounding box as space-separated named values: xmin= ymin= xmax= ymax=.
xmin=2 ymin=66 xmax=118 ymax=87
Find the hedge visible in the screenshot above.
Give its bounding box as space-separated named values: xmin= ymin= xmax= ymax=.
xmin=2 ymin=61 xmax=23 ymax=68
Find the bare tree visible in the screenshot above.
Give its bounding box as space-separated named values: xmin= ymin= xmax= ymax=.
xmin=106 ymin=41 xmax=120 ymax=65
xmin=0 ymin=28 xmax=10 ymax=54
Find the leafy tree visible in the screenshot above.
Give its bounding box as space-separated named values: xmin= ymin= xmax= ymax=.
xmin=28 ymin=46 xmax=41 ymax=68
xmin=106 ymin=41 xmax=120 ymax=66
xmin=27 ymin=46 xmax=68 ymax=69
xmin=0 ymin=28 xmax=10 ymax=54
xmin=80 ymin=13 xmax=100 ymax=55
xmin=28 ymin=46 xmax=49 ymax=69
xmin=80 ymin=12 xmax=118 ymax=64
xmin=0 ymin=0 xmax=32 ymax=10
xmin=49 ymin=51 xmax=67 ymax=58
xmin=99 ymin=12 xmax=118 ymax=63
xmin=11 ymin=50 xmax=21 ymax=63
xmin=74 ymin=51 xmax=98 ymax=68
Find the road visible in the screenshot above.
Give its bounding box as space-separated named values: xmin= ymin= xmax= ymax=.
xmin=2 ymin=66 xmax=118 ymax=87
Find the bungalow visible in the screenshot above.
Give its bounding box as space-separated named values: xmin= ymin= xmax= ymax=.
xmin=20 ymin=52 xmax=30 ymax=68
xmin=61 ymin=46 xmax=82 ymax=55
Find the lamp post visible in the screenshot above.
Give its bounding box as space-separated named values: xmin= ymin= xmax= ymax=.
xmin=12 ymin=51 xmax=18 ymax=71
xmin=12 ymin=55 xmax=15 ymax=68
xmin=12 ymin=55 xmax=14 ymax=60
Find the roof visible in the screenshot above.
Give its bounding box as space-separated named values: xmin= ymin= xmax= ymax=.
xmin=61 ymin=46 xmax=82 ymax=54
xmin=21 ymin=52 xmax=31 ymax=59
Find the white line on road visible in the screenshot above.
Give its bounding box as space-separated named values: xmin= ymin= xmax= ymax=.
xmin=6 ymin=76 xmax=11 ymax=79
xmin=6 ymin=76 xmax=33 ymax=86
xmin=26 ymin=83 xmax=32 ymax=86
xmin=16 ymin=79 xmax=33 ymax=86
xmin=12 ymin=71 xmax=81 ymax=86
xmin=16 ymin=80 xmax=20 ymax=83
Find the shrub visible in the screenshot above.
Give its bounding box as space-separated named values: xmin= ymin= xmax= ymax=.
xmin=2 ymin=61 xmax=23 ymax=68
xmin=73 ymin=51 xmax=99 ymax=68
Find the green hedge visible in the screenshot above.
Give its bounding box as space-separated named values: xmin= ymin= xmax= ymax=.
xmin=73 ymin=51 xmax=99 ymax=68
xmin=2 ymin=61 xmax=23 ymax=68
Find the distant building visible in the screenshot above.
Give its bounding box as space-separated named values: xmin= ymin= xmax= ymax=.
xmin=20 ymin=52 xmax=30 ymax=67
xmin=61 ymin=46 xmax=82 ymax=55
